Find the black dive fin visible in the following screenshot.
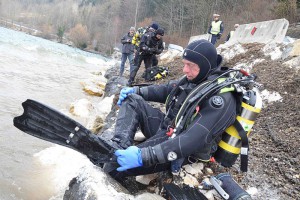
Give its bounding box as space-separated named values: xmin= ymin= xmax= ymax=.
xmin=163 ymin=183 xmax=187 ymax=200
xmin=164 ymin=183 xmax=208 ymax=200
xmin=13 ymin=99 xmax=117 ymax=165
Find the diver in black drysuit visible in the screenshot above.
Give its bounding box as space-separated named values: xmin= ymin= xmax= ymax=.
xmin=128 ymin=28 xmax=164 ymax=86
xmin=105 ymin=40 xmax=237 ymax=180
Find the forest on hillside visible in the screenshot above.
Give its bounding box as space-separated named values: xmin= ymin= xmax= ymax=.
xmin=0 ymin=0 xmax=299 ymax=54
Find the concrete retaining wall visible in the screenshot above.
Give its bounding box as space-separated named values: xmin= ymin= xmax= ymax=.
xmin=227 ymin=18 xmax=289 ymax=45
xmin=188 ymin=19 xmax=289 ymax=46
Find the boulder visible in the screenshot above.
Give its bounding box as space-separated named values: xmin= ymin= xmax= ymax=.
xmin=63 ymin=165 xmax=132 ymax=200
xmin=183 ymin=174 xmax=200 ymax=187
xmin=136 ymin=173 xmax=159 ymax=185
xmin=290 ymin=39 xmax=300 ymax=57
xmin=104 ymin=76 xmax=127 ymax=97
xmin=69 ymin=98 xmax=94 ymax=118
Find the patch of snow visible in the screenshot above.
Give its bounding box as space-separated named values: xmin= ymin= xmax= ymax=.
xmin=261 ymin=89 xmax=283 ymax=103
xmin=233 ymin=58 xmax=265 ymax=72
xmin=220 ymin=44 xmax=246 ymax=61
xmin=283 ymin=36 xmax=296 ymax=44
xmin=263 ymin=44 xmax=283 ymax=60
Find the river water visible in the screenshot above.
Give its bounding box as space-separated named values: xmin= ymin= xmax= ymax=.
xmin=0 ymin=27 xmax=113 ymax=199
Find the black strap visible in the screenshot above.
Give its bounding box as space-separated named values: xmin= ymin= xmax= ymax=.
xmin=234 ymin=120 xmax=249 ymax=172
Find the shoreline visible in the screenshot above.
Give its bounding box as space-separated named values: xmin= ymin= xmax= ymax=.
xmin=0 ymin=17 xmax=109 ymax=57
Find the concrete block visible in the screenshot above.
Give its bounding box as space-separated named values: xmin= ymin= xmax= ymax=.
xmin=227 ymin=18 xmax=289 ymax=45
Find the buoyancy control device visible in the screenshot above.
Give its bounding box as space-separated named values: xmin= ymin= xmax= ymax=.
xmin=167 ymin=68 xmax=262 ymax=172
xmin=143 ymin=66 xmax=169 ymax=81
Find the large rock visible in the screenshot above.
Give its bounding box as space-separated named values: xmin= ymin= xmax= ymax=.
xmin=183 ymin=173 xmax=200 ymax=187
xmin=136 ymin=173 xmax=159 ymax=185
xmin=160 ymin=49 xmax=183 ymax=65
xmin=189 ymin=34 xmax=211 ymax=44
xmin=81 ymin=73 xmax=107 ymax=97
xmin=104 ymin=63 xmax=120 ymax=80
xmin=69 ymin=98 xmax=94 ymax=118
xmin=63 ymin=165 xmax=165 ymax=200
xmin=283 ymin=56 xmax=300 ymax=70
xmin=104 ymin=76 xmax=127 ymax=97
xmin=63 ymin=165 xmax=132 ymax=200
xmin=290 ymin=39 xmax=300 ymax=57
xmin=218 ymin=43 xmax=246 ymax=61
xmin=134 ymin=193 xmax=165 ymax=200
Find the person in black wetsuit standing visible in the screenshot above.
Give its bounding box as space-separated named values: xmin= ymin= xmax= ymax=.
xmin=128 ymin=27 xmax=164 ymax=86
xmin=104 ymin=39 xmax=237 ymax=179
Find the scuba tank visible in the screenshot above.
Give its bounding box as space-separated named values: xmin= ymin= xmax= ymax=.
xmin=214 ymin=86 xmax=262 ymax=171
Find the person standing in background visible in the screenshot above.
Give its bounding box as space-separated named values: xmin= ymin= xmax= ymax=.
xmin=208 ymin=14 xmax=224 ymax=45
xmin=226 ymin=24 xmax=239 ymax=42
xmin=119 ymin=27 xmax=135 ymax=77
xmin=128 ymin=28 xmax=164 ymax=86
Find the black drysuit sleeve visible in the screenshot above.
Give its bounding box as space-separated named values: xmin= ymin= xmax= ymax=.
xmin=141 ymin=92 xmax=236 ymax=166
xmin=139 ymin=80 xmax=179 ymax=103
xmin=155 ymin=40 xmax=164 ymax=55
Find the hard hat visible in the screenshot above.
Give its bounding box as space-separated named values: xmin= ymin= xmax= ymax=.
xmin=234 ymin=24 xmax=239 ymax=28
xmin=213 ymin=14 xmax=220 ymax=17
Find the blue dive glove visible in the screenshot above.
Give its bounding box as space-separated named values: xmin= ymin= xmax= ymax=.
xmin=117 ymin=87 xmax=136 ymax=106
xmin=115 ymin=146 xmax=143 ymax=171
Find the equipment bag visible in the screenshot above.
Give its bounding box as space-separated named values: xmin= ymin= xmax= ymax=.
xmin=144 ymin=66 xmax=169 ymax=81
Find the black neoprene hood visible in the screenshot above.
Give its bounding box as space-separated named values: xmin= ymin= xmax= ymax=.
xmin=182 ymin=40 xmax=218 ymax=83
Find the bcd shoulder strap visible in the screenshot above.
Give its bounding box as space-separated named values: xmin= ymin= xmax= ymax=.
xmin=233 ymin=120 xmax=249 ymax=172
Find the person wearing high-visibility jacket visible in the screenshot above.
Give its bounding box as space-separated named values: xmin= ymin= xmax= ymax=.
xmin=132 ymin=27 xmax=146 ymax=49
xmin=208 ymin=14 xmax=224 ymax=45
xmin=226 ymin=24 xmax=239 ymax=42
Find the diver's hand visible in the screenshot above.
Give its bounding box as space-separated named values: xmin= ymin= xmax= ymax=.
xmin=115 ymin=146 xmax=143 ymax=171
xmin=117 ymin=87 xmax=136 ymax=106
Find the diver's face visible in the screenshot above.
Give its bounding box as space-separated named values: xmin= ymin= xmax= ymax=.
xmin=182 ymin=59 xmax=200 ymax=80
